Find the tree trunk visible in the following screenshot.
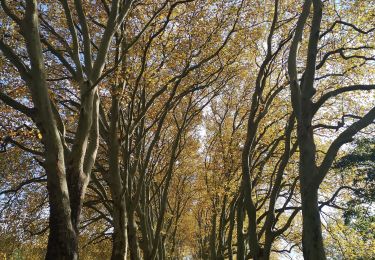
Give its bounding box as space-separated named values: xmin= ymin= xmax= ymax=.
xmin=45 ymin=167 xmax=78 ymax=260
xmin=128 ymin=213 xmax=141 ymax=260
xmin=261 ymin=242 xmax=272 ymax=260
xmin=301 ymin=187 xmax=326 ymax=260
xmin=111 ymin=201 xmax=128 ymax=260
xmin=209 ymin=211 xmax=217 ymax=260
xmin=236 ymin=195 xmax=245 ymax=260
xmin=46 ymin=207 xmax=78 ymax=260
xmin=216 ymin=196 xmax=227 ymax=260
xmin=226 ymin=198 xmax=236 ymax=260
xmin=106 ymin=95 xmax=128 ymax=260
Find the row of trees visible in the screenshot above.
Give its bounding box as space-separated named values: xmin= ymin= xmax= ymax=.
xmin=0 ymin=0 xmax=374 ymax=259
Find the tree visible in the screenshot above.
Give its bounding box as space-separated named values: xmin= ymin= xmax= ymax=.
xmin=0 ymin=0 xmax=374 ymax=259
xmin=0 ymin=0 xmax=135 ymax=258
xmin=287 ymin=0 xmax=375 ymax=258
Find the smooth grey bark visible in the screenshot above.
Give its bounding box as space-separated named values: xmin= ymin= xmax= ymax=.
xmin=239 ymin=1 xmax=282 ymax=258
xmin=236 ymin=195 xmax=245 ymax=260
xmin=149 ymin=124 xmax=186 ymax=260
xmin=216 ymin=195 xmax=227 ymax=260
xmin=261 ymin=115 xmax=296 ymax=260
xmin=226 ymin=197 xmax=237 ymax=260
xmin=128 ymin=213 xmax=141 ymax=260
xmin=0 ymin=0 xmax=134 ymax=258
xmin=300 ymin=187 xmax=326 ymax=259
xmin=107 ymin=96 xmax=128 ymax=260
xmin=288 ymin=0 xmax=375 ymax=259
xmin=111 ymin=200 xmax=128 ymax=260
xmin=287 ymin=0 xmax=326 ymax=258
xmin=17 ymin=1 xmax=78 ymax=259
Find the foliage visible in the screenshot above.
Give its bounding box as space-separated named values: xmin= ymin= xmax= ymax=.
xmin=0 ymin=0 xmax=374 ymax=259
